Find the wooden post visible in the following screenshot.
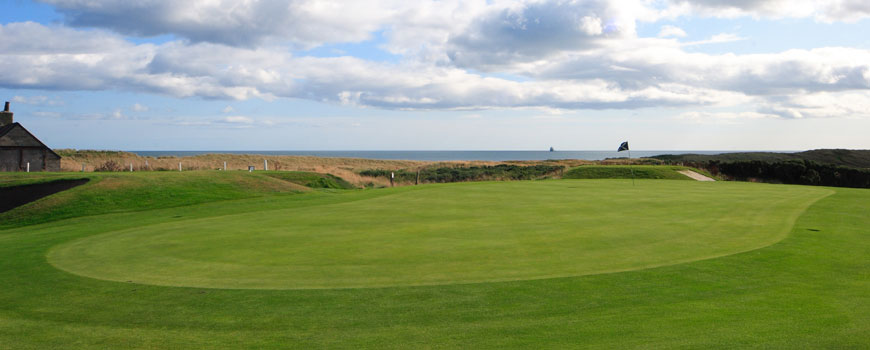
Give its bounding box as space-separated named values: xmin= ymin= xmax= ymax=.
xmin=416 ymin=170 xmax=419 ymax=185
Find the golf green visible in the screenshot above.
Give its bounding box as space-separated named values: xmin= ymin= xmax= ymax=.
xmin=48 ymin=180 xmax=831 ymax=289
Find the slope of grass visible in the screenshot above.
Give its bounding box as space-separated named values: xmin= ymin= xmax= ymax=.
xmin=0 ymin=176 xmax=866 ymax=348
xmin=0 ymin=171 xmax=309 ymax=229
xmin=563 ymin=165 xmax=705 ymax=180
xmin=262 ymin=171 xmax=356 ymax=189
xmin=0 ymin=173 xmax=90 ymax=188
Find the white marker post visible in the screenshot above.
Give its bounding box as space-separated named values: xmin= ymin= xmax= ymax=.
xmin=81 ymin=163 xmax=85 ymax=172
xmin=390 ymin=171 xmax=394 ymax=187
xmin=145 ymin=160 xmax=149 ymax=169
xmin=26 ymin=162 xmax=30 ymax=172
xmin=264 ymin=159 xmax=268 ymax=171
xmin=178 ymin=162 xmax=182 ymax=172
xmin=223 ymin=161 xmax=227 ymax=171
xmin=130 ymin=163 xmax=133 ymax=172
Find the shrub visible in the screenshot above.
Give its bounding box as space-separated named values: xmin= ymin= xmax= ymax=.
xmin=360 ymin=165 xmax=563 ymax=184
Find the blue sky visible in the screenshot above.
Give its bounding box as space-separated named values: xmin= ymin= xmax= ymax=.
xmin=2 ymin=0 xmax=870 ymax=151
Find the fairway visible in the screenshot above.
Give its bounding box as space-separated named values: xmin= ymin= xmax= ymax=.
xmin=48 ymin=180 xmax=830 ymax=289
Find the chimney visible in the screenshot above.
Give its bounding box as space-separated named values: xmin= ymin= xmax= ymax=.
xmin=0 ymin=101 xmax=12 ymax=126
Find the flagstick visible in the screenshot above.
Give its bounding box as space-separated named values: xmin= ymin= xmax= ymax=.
xmin=628 ymin=149 xmax=635 ymax=186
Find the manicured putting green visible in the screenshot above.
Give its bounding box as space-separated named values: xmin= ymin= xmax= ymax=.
xmin=48 ymin=180 xmax=830 ymax=289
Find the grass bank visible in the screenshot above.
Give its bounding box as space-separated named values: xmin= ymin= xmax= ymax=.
xmin=0 ymin=171 xmax=333 ymax=228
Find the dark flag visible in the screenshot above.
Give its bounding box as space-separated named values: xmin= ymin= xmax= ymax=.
xmin=617 ymin=141 xmax=629 ymax=152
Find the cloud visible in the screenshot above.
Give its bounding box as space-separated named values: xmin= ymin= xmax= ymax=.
xmin=529 ymin=42 xmax=870 ymax=96
xmin=667 ymin=0 xmax=870 ymax=22
xmin=678 ymin=110 xmax=779 ymax=120
xmin=111 ymin=109 xmax=126 ymax=119
xmin=219 ymin=116 xmax=254 ymax=124
xmin=3 ymin=4 xmax=870 ymax=120
xmin=757 ymin=91 xmax=870 ymax=119
xmin=38 ymin=0 xmax=409 ymax=48
xmin=681 ymin=33 xmax=744 ymax=46
xmin=658 ymin=25 xmax=687 ymax=38
xmin=445 ymin=0 xmax=652 ymax=69
xmin=222 ymin=105 xmax=235 ymax=113
xmin=131 ymin=103 xmax=149 ymax=112
xmin=11 ymin=95 xmax=63 ymax=106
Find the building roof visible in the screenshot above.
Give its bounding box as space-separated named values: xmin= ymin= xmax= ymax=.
xmin=0 ymin=122 xmax=61 ymax=158
xmin=0 ymin=122 xmax=15 ymax=137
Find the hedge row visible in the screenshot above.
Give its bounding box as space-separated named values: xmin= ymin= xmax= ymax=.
xmin=360 ymin=164 xmax=563 ymax=183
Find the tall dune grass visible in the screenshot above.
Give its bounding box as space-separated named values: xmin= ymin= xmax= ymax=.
xmin=56 ymin=149 xmax=658 ymax=186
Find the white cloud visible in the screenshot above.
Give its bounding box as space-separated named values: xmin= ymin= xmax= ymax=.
xmin=219 ymin=116 xmax=254 ymax=124
xmin=11 ymin=95 xmax=63 ymax=106
xmin=444 ymin=0 xmax=652 ymax=69
xmin=681 ymin=33 xmax=745 ymax=46
xmin=679 ymin=110 xmax=779 ymax=120
xmin=131 ymin=103 xmax=149 ymax=112
xmin=658 ymin=25 xmax=687 ymax=38
xmin=758 ymin=91 xmax=870 ymax=119
xmin=2 ymin=3 xmax=870 ymax=120
xmin=39 ymin=0 xmax=410 ymax=48
xmin=667 ymin=0 xmax=870 ymax=22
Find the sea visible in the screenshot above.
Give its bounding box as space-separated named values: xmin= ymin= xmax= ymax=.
xmin=129 ymin=150 xmax=747 ymax=162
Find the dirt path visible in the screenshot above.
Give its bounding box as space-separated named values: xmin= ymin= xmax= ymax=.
xmin=678 ymin=170 xmax=716 ymax=181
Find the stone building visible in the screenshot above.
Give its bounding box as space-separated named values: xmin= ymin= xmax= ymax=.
xmin=0 ymin=102 xmax=61 ymax=172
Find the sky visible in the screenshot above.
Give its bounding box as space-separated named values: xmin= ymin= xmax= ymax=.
xmin=2 ymin=0 xmax=870 ymax=151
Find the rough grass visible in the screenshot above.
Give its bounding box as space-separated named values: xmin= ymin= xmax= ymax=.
xmin=55 ymin=149 xmax=602 ymax=187
xmin=563 ymin=165 xmax=709 ymax=180
xmin=0 ymin=171 xmax=312 ymax=229
xmin=262 ymin=171 xmax=356 ymax=189
xmin=0 ymin=174 xmax=867 ymax=348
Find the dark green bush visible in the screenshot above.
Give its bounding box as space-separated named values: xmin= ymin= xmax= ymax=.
xmin=360 ymin=165 xmax=563 ymax=184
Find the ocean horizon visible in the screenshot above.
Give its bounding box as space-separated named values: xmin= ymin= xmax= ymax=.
xmin=127 ymin=150 xmax=779 ymax=162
